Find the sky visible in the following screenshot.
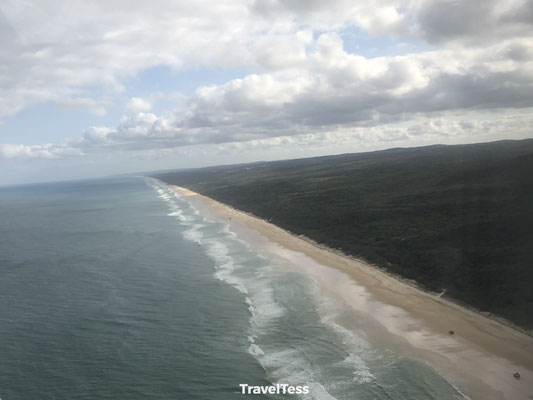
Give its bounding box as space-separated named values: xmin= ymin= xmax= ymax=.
xmin=1 ymin=0 xmax=532 ymax=185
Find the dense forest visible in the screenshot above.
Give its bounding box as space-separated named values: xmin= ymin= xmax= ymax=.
xmin=153 ymin=139 xmax=533 ymax=330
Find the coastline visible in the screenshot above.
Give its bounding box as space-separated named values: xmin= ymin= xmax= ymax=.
xmin=171 ymin=184 xmax=533 ymax=400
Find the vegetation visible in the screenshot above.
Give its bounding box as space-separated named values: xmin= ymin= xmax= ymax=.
xmin=154 ymin=139 xmax=533 ymax=330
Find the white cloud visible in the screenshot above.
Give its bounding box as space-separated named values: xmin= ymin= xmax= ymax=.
xmin=0 ymin=0 xmax=430 ymax=119
xmin=4 ymin=107 xmax=532 ymax=161
xmin=0 ymin=143 xmax=83 ymax=159
xmin=126 ymin=97 xmax=152 ymax=113
xmin=1 ymin=0 xmax=533 ymax=164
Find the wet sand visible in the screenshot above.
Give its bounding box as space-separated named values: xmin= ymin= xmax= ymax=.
xmin=172 ymin=185 xmax=533 ymax=400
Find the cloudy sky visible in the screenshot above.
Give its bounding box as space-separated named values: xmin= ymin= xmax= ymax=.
xmin=1 ymin=0 xmax=532 ymax=185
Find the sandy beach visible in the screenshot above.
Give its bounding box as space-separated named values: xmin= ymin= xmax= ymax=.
xmin=172 ymin=184 xmax=533 ymax=400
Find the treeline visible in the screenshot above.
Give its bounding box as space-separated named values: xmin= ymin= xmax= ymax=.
xmin=153 ymin=139 xmax=533 ymax=330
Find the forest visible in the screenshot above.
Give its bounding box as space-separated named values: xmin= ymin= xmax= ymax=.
xmin=154 ymin=139 xmax=533 ymax=330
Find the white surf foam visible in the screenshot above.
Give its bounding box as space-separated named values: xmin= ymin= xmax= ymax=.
xmin=204 ymin=239 xmax=250 ymax=295
xmin=248 ymin=343 xmax=265 ymax=357
xmin=248 ymin=282 xmax=285 ymax=330
xmin=147 ymin=179 xmax=201 ymax=227
xmin=182 ymin=224 xmax=204 ymax=244
xmin=258 ymin=348 xmax=340 ymax=400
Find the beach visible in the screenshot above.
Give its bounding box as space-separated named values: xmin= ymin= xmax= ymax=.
xmin=172 ymin=184 xmax=533 ymax=400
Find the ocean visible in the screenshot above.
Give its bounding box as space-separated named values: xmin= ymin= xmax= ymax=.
xmin=0 ymin=176 xmax=467 ymax=399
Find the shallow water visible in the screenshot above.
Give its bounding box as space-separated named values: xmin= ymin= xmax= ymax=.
xmin=0 ymin=176 xmax=467 ymax=399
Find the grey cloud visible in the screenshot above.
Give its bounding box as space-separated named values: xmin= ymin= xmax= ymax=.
xmin=501 ymin=1 xmax=533 ymax=26
xmin=417 ymin=0 xmax=533 ymax=45
xmin=418 ymin=0 xmax=497 ymax=44
xmin=174 ymin=39 xmax=533 ymax=136
xmin=65 ymin=36 xmax=533 ymax=154
xmin=403 ymin=70 xmax=533 ymax=114
xmin=504 ymin=42 xmax=533 ymax=61
xmin=252 ymin=0 xmax=323 ymax=15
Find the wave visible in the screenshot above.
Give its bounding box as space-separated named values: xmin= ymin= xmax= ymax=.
xmin=203 ymin=239 xmax=250 ymax=298
xmin=258 ymin=347 xmax=340 ymax=400
xmin=148 ymin=179 xmax=341 ymax=398
xmin=145 ymin=178 xmax=467 ymax=399
xmin=146 ymin=179 xmax=200 ymax=228
xmin=182 ymin=225 xmax=204 ymax=244
xmin=146 ymin=179 xmax=364 ymax=399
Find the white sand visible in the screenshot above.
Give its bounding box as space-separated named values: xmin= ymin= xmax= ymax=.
xmin=173 ymin=185 xmax=533 ymax=400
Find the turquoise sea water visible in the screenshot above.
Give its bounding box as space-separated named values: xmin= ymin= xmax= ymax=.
xmin=0 ymin=177 xmax=467 ymax=399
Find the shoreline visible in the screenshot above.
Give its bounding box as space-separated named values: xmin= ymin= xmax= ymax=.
xmin=171 ymin=184 xmax=533 ymax=400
